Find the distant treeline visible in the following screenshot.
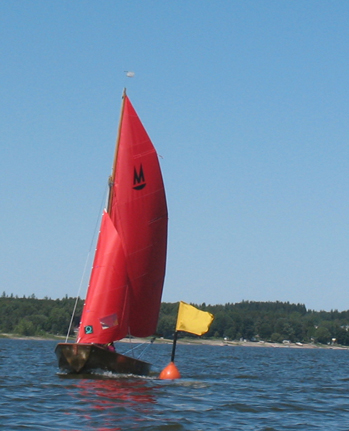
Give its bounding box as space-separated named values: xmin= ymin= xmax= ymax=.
xmin=0 ymin=294 xmax=84 ymax=337
xmin=158 ymin=301 xmax=349 ymax=345
xmin=1 ymin=292 xmax=349 ymax=345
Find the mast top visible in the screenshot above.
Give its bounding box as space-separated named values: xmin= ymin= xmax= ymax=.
xmin=107 ymin=89 xmax=127 ymax=213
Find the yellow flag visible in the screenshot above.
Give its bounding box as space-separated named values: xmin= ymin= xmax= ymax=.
xmin=175 ymin=301 xmax=214 ymax=336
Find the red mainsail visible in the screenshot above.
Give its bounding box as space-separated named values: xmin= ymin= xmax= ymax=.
xmin=77 ymin=93 xmax=167 ymax=343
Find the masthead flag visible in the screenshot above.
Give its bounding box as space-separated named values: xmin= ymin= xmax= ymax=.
xmin=175 ymin=301 xmax=214 ymax=336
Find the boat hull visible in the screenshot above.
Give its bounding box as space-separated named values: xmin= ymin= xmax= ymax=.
xmin=55 ymin=343 xmax=151 ymax=376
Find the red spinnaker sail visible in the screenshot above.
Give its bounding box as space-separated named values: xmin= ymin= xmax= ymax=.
xmin=78 ymin=94 xmax=167 ymax=343
xmin=109 ymin=95 xmax=168 ymax=337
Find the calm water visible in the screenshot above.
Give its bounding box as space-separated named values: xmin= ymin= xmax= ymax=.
xmin=0 ymin=339 xmax=349 ymax=430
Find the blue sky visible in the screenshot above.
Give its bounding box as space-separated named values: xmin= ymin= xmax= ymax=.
xmin=1 ymin=1 xmax=349 ymax=311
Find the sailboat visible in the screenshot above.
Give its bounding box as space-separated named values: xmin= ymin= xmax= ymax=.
xmin=55 ymin=90 xmax=168 ymax=376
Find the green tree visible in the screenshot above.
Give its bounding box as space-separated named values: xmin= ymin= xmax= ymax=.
xmin=157 ymin=315 xmax=176 ymax=338
xmin=14 ymin=318 xmax=35 ymax=336
xmin=271 ymin=332 xmax=283 ymax=343
xmin=314 ymin=326 xmax=331 ymax=344
xmin=258 ymin=321 xmax=273 ymax=340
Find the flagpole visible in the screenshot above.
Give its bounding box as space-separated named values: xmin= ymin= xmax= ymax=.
xmin=159 ymin=331 xmax=181 ymax=380
xmin=171 ymin=331 xmax=178 ymax=362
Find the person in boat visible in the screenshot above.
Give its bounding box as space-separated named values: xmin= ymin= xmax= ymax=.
xmin=105 ymin=342 xmax=115 ymax=352
xmin=96 ymin=342 xmax=116 ymax=352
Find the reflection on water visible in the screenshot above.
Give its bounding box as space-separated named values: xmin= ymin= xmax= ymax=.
xmin=61 ymin=375 xmax=157 ymax=431
xmin=77 ymin=375 xmax=156 ymax=406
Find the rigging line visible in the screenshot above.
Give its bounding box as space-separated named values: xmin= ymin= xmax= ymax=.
xmin=126 ymin=327 xmax=135 ymax=357
xmin=65 ymin=253 xmax=90 ymax=342
xmin=89 ymin=182 xmax=110 ymax=251
xmin=65 ymin=183 xmax=109 ymax=342
xmin=123 ymin=342 xmax=148 ymax=356
xmin=137 ymin=342 xmax=153 ymax=360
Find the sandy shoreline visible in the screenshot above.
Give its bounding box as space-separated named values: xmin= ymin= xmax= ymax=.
xmin=1 ymin=333 xmax=347 ymax=350
xmin=129 ymin=337 xmax=349 ymax=350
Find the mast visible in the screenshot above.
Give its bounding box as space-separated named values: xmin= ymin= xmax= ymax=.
xmin=107 ymin=88 xmax=127 ymax=214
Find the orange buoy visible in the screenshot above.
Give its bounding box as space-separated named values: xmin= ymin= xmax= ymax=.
xmin=159 ymin=361 xmax=181 ymax=380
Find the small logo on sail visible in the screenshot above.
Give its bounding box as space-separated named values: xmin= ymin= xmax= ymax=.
xmin=84 ymin=325 xmax=93 ymax=334
xmin=133 ymin=164 xmax=146 ymax=190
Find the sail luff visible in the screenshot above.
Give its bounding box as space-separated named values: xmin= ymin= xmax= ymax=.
xmin=107 ymin=88 xmax=127 ymax=214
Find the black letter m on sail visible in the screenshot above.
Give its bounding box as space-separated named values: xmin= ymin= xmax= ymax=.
xmin=133 ymin=164 xmax=146 ymax=190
